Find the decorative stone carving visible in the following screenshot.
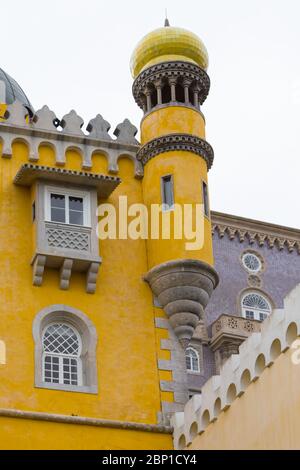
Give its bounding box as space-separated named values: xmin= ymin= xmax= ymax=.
xmin=61 ymin=110 xmax=84 ymax=135
xmin=244 ymin=320 xmax=254 ymax=332
xmin=114 ymin=119 xmax=139 ymax=145
xmin=86 ymin=262 xmax=100 ymax=294
xmin=248 ymin=231 xmax=256 ymax=244
xmin=32 ymin=255 xmax=46 ymax=286
xmin=248 ymin=274 xmax=262 ymax=288
xmin=257 ymin=232 xmax=267 ymax=246
xmin=238 ymin=229 xmax=247 ymax=242
xmin=46 ymin=226 xmax=90 ymax=252
xmin=33 ymin=105 xmax=58 ymax=131
xmin=227 ymin=226 xmax=237 ymax=240
xmin=210 ymin=313 xmax=262 ymax=369
xmin=287 ymin=239 xmax=297 ymax=252
xmin=60 ymin=259 xmax=73 ymax=290
xmin=5 ymin=100 xmax=28 ymax=126
xmin=144 ymin=259 xmax=219 ymax=348
xmin=137 ymin=133 xmax=214 ymax=170
xmin=215 ymin=224 xmax=226 ymax=238
xmin=86 ymin=114 xmax=112 ymax=140
xmin=14 ymin=163 xmax=121 ymax=198
xmin=0 ymin=102 xmax=141 ymax=178
xmin=277 ymin=237 xmax=285 ymax=250
xmin=227 ymin=317 xmax=238 ymax=329
xmin=268 ymin=236 xmax=276 ymax=248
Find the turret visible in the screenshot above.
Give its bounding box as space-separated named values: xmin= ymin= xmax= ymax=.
xmin=130 ymin=21 xmax=219 ymax=347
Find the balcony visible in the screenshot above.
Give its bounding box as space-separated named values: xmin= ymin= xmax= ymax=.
xmin=14 ymin=163 xmax=121 ymax=293
xmin=210 ymin=314 xmax=261 ymax=371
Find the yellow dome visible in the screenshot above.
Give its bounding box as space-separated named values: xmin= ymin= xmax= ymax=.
xmin=130 ymin=25 xmax=209 ymax=78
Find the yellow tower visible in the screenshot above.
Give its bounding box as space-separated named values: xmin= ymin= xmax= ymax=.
xmin=131 ymin=21 xmax=219 ymax=347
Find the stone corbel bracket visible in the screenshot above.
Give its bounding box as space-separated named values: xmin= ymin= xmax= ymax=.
xmin=0 ymin=101 xmax=143 ymax=179
xmin=144 ymin=259 xmax=219 ymax=348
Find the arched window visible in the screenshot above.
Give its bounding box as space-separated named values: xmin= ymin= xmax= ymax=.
xmin=43 ymin=323 xmax=82 ymax=386
xmin=241 ymin=292 xmax=272 ymax=321
xmin=186 ymin=347 xmax=200 ymax=373
xmin=33 ymin=305 xmax=98 ymax=393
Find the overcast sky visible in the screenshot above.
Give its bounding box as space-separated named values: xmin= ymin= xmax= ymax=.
xmin=1 ymin=0 xmax=299 ymax=228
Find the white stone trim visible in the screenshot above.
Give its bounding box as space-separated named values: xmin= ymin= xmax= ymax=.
xmin=44 ymin=185 xmax=91 ymax=227
xmin=0 ymin=408 xmax=172 ymax=434
xmin=0 ymin=101 xmax=143 ymax=178
xmin=32 ymin=305 xmax=98 ymax=394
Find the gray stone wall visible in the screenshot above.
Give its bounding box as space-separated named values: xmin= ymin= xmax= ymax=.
xmin=206 ymin=233 xmax=300 ymax=324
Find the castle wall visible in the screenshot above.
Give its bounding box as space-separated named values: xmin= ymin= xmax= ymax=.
xmin=0 ymin=137 xmax=173 ymax=449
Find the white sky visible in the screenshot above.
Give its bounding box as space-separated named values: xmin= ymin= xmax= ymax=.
xmin=1 ymin=0 xmax=300 ymax=228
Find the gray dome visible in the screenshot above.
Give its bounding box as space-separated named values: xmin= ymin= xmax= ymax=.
xmin=0 ymin=67 xmax=33 ymax=115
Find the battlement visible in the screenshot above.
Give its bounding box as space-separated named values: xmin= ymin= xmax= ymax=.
xmin=171 ymin=283 xmax=300 ymax=449
xmin=0 ymin=100 xmax=142 ymax=178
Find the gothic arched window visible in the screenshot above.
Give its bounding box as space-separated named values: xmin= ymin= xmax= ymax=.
xmin=43 ymin=323 xmax=82 ymax=386
xmin=241 ymin=292 xmax=272 ymax=322
xmin=186 ymin=347 xmax=200 ymax=373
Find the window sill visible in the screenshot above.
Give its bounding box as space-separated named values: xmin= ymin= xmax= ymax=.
xmin=35 ymin=381 xmax=98 ymax=395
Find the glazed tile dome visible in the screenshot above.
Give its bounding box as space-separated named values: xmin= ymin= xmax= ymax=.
xmin=0 ymin=67 xmax=33 ymax=114
xmin=130 ymin=25 xmax=209 ymax=78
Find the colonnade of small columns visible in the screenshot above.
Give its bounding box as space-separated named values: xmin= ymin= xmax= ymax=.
xmin=140 ymin=76 xmax=202 ymax=113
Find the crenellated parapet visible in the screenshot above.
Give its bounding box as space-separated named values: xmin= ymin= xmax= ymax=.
xmin=0 ymin=101 xmax=142 ymax=178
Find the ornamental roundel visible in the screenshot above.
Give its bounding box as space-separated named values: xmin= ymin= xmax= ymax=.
xmin=241 ymin=251 xmax=264 ymax=274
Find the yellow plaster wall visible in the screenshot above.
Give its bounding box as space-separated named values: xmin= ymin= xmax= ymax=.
xmin=141 ymin=107 xmax=205 ymax=144
xmin=0 ymin=417 xmax=172 ymax=450
xmin=0 ymin=141 xmax=173 ymax=449
xmin=0 ymin=91 xmax=214 ymax=449
xmin=142 ymin=150 xmax=213 ymax=268
xmin=188 ymin=348 xmax=300 ymax=450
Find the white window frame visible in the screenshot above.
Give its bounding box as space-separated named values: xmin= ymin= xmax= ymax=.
xmin=161 ymin=174 xmax=175 ymax=212
xmin=201 ymin=179 xmax=210 ymax=218
xmin=241 ymin=292 xmax=272 ymax=322
xmin=45 ymin=185 xmax=91 ymax=227
xmin=42 ymin=322 xmax=83 ymax=387
xmin=186 ymin=347 xmax=200 ymax=374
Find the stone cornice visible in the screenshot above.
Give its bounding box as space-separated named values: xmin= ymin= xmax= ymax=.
xmin=14 ymin=163 xmax=121 ymax=198
xmin=211 ymin=211 xmax=300 ymax=254
xmin=0 ymin=408 xmax=172 ymax=434
xmin=133 ymin=60 xmax=210 ymax=109
xmin=137 ymin=134 xmax=214 ymax=170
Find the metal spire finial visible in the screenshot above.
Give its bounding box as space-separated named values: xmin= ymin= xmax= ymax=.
xmin=164 ymin=9 xmax=170 ymax=27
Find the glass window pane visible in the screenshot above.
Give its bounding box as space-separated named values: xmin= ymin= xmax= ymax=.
xmin=51 ymin=207 xmax=66 ymax=223
xmin=51 ymin=193 xmax=65 ymax=209
xmin=69 ymin=210 xmax=83 ymax=225
xmin=69 ymin=196 xmax=83 ymax=211
xmin=202 ymin=181 xmax=210 ymax=217
xmin=162 ymin=175 xmax=174 ymax=208
xmin=245 ymin=310 xmax=254 ymax=320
